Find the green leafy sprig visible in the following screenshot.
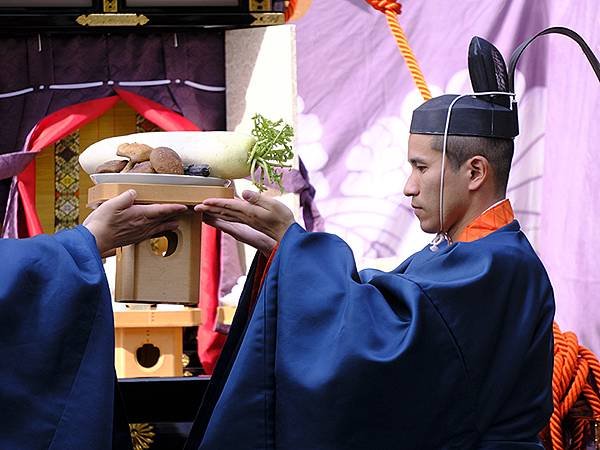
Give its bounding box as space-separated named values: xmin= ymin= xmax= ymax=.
xmin=248 ymin=113 xmax=294 ymax=192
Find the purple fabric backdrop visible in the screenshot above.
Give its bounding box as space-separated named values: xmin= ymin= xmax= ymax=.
xmin=293 ymin=1 xmax=600 ymax=352
xmin=540 ymin=2 xmax=600 ymax=352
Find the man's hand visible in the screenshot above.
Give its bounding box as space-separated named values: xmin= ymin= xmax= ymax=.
xmin=202 ymin=215 xmax=277 ymax=257
xmin=195 ymin=190 xmax=295 ymax=245
xmin=83 ymin=190 xmax=188 ymax=256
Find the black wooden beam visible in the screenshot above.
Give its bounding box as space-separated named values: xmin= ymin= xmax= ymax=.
xmin=119 ymin=376 xmax=210 ymax=423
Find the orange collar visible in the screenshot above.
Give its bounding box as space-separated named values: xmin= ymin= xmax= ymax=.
xmin=455 ymin=199 xmax=515 ymax=243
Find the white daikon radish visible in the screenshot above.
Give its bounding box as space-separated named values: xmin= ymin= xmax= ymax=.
xmin=80 ymin=132 xmax=254 ymax=178
xmin=79 ymin=115 xmax=294 ymax=191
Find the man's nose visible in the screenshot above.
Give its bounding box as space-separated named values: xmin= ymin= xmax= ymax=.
xmin=403 ymin=173 xmax=418 ymax=197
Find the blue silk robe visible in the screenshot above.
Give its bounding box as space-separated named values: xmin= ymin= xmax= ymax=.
xmin=0 ymin=226 xmax=131 ymax=450
xmin=187 ymin=221 xmax=554 ymax=450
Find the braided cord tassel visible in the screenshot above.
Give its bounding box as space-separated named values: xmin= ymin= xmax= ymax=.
xmin=543 ymin=323 xmax=600 ymax=449
xmin=366 ymin=0 xmax=432 ymax=101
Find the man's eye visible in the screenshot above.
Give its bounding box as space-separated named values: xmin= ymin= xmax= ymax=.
xmin=417 ymin=166 xmax=427 ymax=172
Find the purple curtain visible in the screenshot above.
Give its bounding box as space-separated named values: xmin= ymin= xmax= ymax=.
xmin=0 ymin=31 xmax=226 ymax=223
xmin=293 ymin=0 xmax=600 ymax=352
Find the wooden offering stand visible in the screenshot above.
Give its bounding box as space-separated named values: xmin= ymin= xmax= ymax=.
xmin=88 ymin=182 xmax=233 ymax=377
xmin=114 ymin=308 xmax=202 ymax=378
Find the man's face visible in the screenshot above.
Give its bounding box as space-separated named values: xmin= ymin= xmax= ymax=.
xmin=404 ymin=134 xmax=469 ymax=234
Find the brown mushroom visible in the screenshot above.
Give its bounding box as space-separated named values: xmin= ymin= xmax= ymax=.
xmin=149 ymin=147 xmax=184 ymax=175
xmin=128 ymin=161 xmax=156 ymax=174
xmin=95 ymin=159 xmax=128 ymax=174
xmin=116 ymin=143 xmax=154 ymax=163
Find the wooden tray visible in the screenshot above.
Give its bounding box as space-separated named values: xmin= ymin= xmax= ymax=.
xmin=87 ymin=182 xmax=234 ymax=207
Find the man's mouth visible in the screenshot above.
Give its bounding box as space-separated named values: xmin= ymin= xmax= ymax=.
xmin=412 ymin=205 xmax=424 ymax=217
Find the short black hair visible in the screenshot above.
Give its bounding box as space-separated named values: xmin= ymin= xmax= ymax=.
xmin=430 ymin=135 xmax=514 ymax=195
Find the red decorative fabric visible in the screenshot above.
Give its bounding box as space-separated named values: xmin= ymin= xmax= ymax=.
xmin=115 ymin=88 xmax=200 ymax=132
xmin=198 ymin=227 xmax=226 ymax=374
xmin=17 ymin=95 xmax=121 ymax=236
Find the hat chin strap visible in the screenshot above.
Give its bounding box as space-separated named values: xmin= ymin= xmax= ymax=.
xmin=429 ymin=91 xmax=515 ymax=252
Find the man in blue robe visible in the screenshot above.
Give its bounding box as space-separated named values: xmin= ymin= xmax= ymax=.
xmin=186 ymin=38 xmax=556 ymax=449
xmin=0 ymin=189 xmax=186 ymax=450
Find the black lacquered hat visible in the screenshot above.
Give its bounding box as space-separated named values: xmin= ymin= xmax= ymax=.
xmin=410 ymin=27 xmax=600 ymax=140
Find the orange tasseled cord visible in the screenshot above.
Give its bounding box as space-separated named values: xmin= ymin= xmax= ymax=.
xmin=365 ymin=0 xmax=431 ymax=101
xmin=541 ymin=323 xmax=600 ymax=449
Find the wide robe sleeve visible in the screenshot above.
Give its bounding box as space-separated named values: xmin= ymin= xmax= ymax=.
xmin=0 ymin=226 xmax=131 ymax=450
xmin=197 ymin=224 xmax=478 ymax=450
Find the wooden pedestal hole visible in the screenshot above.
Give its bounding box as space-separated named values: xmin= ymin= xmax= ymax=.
xmin=136 ymin=343 xmax=161 ymax=368
xmin=149 ymin=230 xmax=179 ymax=257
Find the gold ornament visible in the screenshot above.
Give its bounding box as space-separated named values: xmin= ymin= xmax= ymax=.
xmin=182 ymin=353 xmax=190 ymax=368
xmin=249 ymin=0 xmax=272 ymax=11
xmin=76 ymin=14 xmax=149 ymax=27
xmin=250 ymin=13 xmax=284 ymax=26
xmin=129 ymin=423 xmax=155 ymax=450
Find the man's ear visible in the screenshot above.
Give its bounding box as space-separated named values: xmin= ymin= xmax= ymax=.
xmin=465 ymin=156 xmax=489 ymax=191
